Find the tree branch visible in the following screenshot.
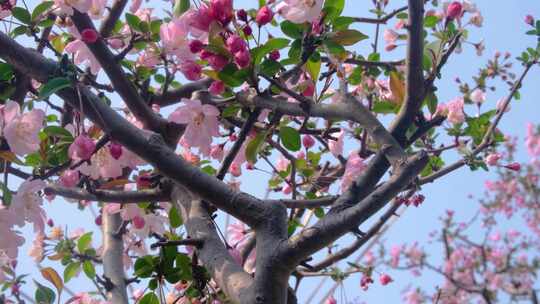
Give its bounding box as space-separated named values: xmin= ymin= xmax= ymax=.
xmin=171 ymin=184 xmax=255 ymax=304
xmin=237 ymin=92 xmax=406 ymax=167
xmin=71 ymin=11 xmax=166 ymax=134
xmin=99 ymin=0 xmax=128 ymax=38
xmin=44 ymin=185 xmax=170 ymax=203
xmin=150 ymin=78 xmax=214 ymax=107
xmin=102 ymin=212 xmax=128 ymax=303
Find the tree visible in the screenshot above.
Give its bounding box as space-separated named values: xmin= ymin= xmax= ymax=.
xmin=0 ymin=0 xmax=537 ymax=303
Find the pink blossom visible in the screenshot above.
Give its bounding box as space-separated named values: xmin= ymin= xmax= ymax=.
xmin=189 ymin=40 xmax=204 ymax=53
xmin=276 ymin=0 xmax=324 ymax=24
xmin=65 ymin=39 xmax=101 ymax=74
xmin=0 ymin=0 xmax=15 ymax=19
xmin=28 ymin=232 xmax=45 ymax=263
xmin=525 ymin=123 xmax=540 ymax=157
xmin=178 ymin=61 xmax=202 ymax=81
xmin=69 ymin=134 xmax=96 ymax=160
xmin=210 ymin=145 xmax=224 ymax=161
xmin=169 ymin=99 xmax=220 ymax=156
xmin=226 ymin=35 xmax=248 ymax=53
xmin=160 ymin=18 xmax=193 ymax=60
xmin=209 ymin=80 xmax=225 ymax=95
xmin=77 ymin=147 xmax=125 ymax=179
xmin=12 ymin=179 xmax=47 ymax=233
xmin=136 ymin=50 xmax=160 ymax=68
xmin=54 ymin=0 xmax=92 ymax=16
xmin=0 ymin=251 xmax=10 ymax=282
xmin=328 ymin=129 xmax=344 ymax=157
xmin=60 ymin=169 xmax=80 ymax=187
xmin=276 ymin=155 xmax=290 ymax=172
xmin=88 ymin=0 xmax=107 ymax=19
xmin=446 ymin=97 xmax=465 ymax=124
xmin=234 ymin=49 xmax=251 ymax=68
xmin=341 ymin=151 xmax=366 ymax=192
xmin=2 ymin=101 xmax=44 ymax=156
xmin=256 ymin=6 xmax=274 ymax=26
xmin=469 ymin=89 xmax=486 ymax=104
xmin=485 ymin=153 xmax=501 ymax=166
xmin=208 ymin=0 xmax=233 ymax=26
xmin=133 ymin=213 xmax=166 ymax=238
xmin=383 ymin=29 xmax=399 ymax=44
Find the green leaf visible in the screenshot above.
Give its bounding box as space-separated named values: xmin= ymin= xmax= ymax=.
xmin=329 ymin=29 xmax=368 ymax=46
xmin=77 ymin=232 xmax=92 ymax=253
xmin=252 ymin=38 xmax=290 ymax=64
xmin=139 ymin=293 xmax=159 ymax=304
xmin=32 ymin=1 xmax=54 ymax=21
xmin=323 ymin=40 xmax=346 ymax=56
xmin=39 ymin=77 xmax=71 ymax=100
xmin=280 ymin=21 xmax=305 ymax=39
xmin=82 ymin=261 xmax=96 ymax=279
xmin=425 ymin=91 xmax=438 ymax=115
xmin=34 ymin=281 xmax=56 ymax=304
xmin=173 ymin=0 xmax=190 ymax=17
xmin=0 ymin=181 xmax=12 ymax=206
xmin=11 ymin=7 xmax=31 ymax=24
xmin=260 ymin=59 xmax=281 ymax=76
xmin=11 ymin=25 xmax=28 ymax=37
xmin=279 ymin=126 xmax=301 ymax=151
xmin=169 ymin=206 xmax=183 ymax=228
xmin=134 ymin=256 xmax=155 ymax=278
xmin=125 ymin=13 xmax=142 ymax=31
xmin=0 ymin=63 xmax=13 ymax=81
xmin=245 ymin=131 xmax=267 ymax=164
xmin=43 ymin=126 xmax=73 ymax=139
xmin=424 ymin=15 xmax=439 ymax=28
xmin=63 ymin=262 xmax=80 ymax=283
xmin=323 ymin=0 xmax=345 ymax=22
xmin=372 ymin=101 xmax=399 ymax=114
xmin=218 ymin=64 xmax=248 ymax=87
xmin=306 ymin=53 xmax=321 ymax=81
xmin=333 ymin=16 xmax=355 ymax=30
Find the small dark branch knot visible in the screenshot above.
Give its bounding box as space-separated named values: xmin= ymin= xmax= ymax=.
xmin=96 ymin=275 xmax=115 ymax=292
xmin=125 ymin=277 xmax=140 ymax=285
xmin=150 ymin=238 xmax=204 ymax=250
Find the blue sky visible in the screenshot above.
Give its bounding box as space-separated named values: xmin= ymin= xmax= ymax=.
xmin=7 ymin=0 xmax=540 ymax=303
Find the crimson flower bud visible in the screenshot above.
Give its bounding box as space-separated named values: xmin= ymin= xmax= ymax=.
xmin=446 ymin=2 xmax=463 ymax=20
xmin=81 ymin=29 xmax=99 ymax=43
xmin=256 ymin=6 xmax=274 ymax=26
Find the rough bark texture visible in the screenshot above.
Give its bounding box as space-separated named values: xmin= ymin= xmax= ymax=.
xmin=102 ymin=212 xmax=128 ymax=304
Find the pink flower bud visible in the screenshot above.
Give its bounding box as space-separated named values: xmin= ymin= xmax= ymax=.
xmin=209 ymin=80 xmax=225 ymax=95
xmin=207 ymin=53 xmax=229 ymax=71
xmin=243 ymin=25 xmax=253 ymax=36
xmin=70 ymin=134 xmax=96 ymax=160
xmin=47 ymin=218 xmax=54 ymax=227
xmin=109 ymin=142 xmax=123 ymax=159
xmin=132 ymin=215 xmax=146 ymax=229
xmin=95 ymin=214 xmax=102 ymax=226
xmin=189 ymin=40 xmax=204 ymax=53
xmin=209 ymin=0 xmax=233 ymax=25
xmin=504 ymin=162 xmax=521 ymax=171
xmin=234 ymin=49 xmax=251 ymax=68
xmin=269 ymin=50 xmax=280 ymax=61
xmin=230 ymin=163 xmax=242 ymax=177
xmin=81 ymin=29 xmax=99 ymax=43
xmin=282 ymin=184 xmax=292 ymax=195
xmin=256 ymin=6 xmax=274 ymax=26
xmin=237 ymin=9 xmax=248 ymax=22
xmin=302 ymin=135 xmax=315 ymax=149
xmin=60 ymin=169 xmax=80 ymax=188
xmin=485 ymin=153 xmax=501 ymax=166
xmin=226 ymin=34 xmax=248 ymax=53
xmin=136 ymin=174 xmax=152 ymax=189
xmin=210 ymin=145 xmax=224 ymax=161
xmin=446 ymin=2 xmax=463 ymax=20
xmin=179 ymin=61 xmax=202 ymax=81
xmin=379 ymin=273 xmax=393 ymax=285
xmin=525 ymin=15 xmax=535 ymax=26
